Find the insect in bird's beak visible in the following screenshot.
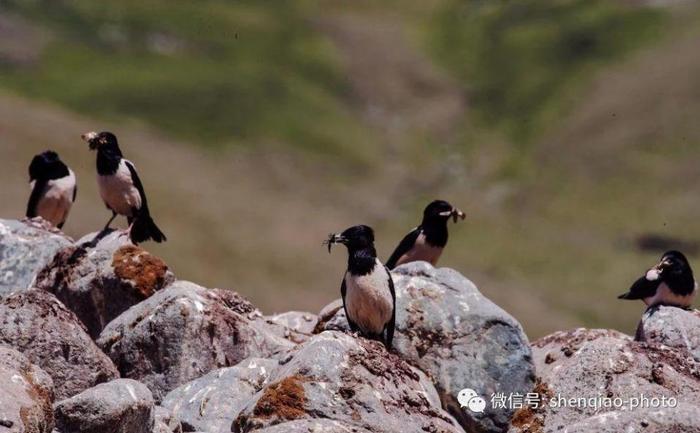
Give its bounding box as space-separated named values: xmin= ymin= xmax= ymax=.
xmin=81 ymin=131 xmax=99 ymax=150
xmin=323 ymin=233 xmax=346 ymax=253
xmin=451 ymin=208 xmax=466 ymax=223
xmin=439 ymin=207 xmax=466 ymax=222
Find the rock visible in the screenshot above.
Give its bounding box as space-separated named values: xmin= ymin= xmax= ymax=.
xmin=233 ymin=331 xmax=460 ymax=433
xmin=0 ymin=218 xmax=72 ymax=298
xmin=97 ymin=281 xmax=300 ymax=402
xmin=251 ymin=419 xmax=372 ymax=433
xmin=35 ymin=229 xmax=175 ymax=338
xmin=637 ymin=305 xmax=700 ymax=360
xmin=54 ymin=379 xmax=154 ymax=433
xmin=314 ymin=299 xmax=343 ymax=333
xmin=322 ymin=262 xmax=535 ymax=433
xmin=0 ymin=288 xmax=119 ymax=400
xmin=265 ymin=311 xmax=318 ymax=335
xmin=561 ymin=402 xmax=700 ymax=433
xmin=162 ymin=358 xmax=279 ymax=433
xmin=0 ymin=346 xmax=55 ymax=433
xmin=511 ymin=328 xmax=700 ymax=433
xmin=152 ymin=406 xmax=182 ymax=433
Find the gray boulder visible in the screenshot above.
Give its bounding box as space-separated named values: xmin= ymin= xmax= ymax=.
xmin=637 ymin=305 xmax=700 ymax=360
xmin=162 ymin=358 xmax=279 ymax=433
xmin=323 ymin=262 xmax=535 ymax=433
xmin=233 ymin=331 xmax=460 ymax=433
xmin=54 ymin=379 xmax=154 ymax=433
xmin=251 ymin=420 xmax=372 ymax=433
xmin=562 ymin=402 xmax=700 ymax=433
xmin=0 ymin=288 xmax=119 ymax=399
xmin=511 ymin=328 xmax=700 ymax=433
xmin=35 ymin=230 xmax=175 ymax=339
xmin=0 ymin=346 xmax=55 ymax=433
xmin=97 ymin=281 xmax=299 ymax=402
xmin=152 ymin=406 xmax=182 ymax=433
xmin=265 ymin=311 xmax=318 ymax=335
xmin=0 ymin=218 xmax=72 ymax=297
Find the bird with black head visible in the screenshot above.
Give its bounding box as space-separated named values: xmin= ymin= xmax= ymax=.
xmin=82 ymin=131 xmax=166 ymax=244
xmin=619 ymin=250 xmax=696 ymax=309
xmin=325 ymin=225 xmax=395 ymax=349
xmin=386 ymin=200 xmax=465 ymax=270
xmin=26 ymin=150 xmax=77 ymax=229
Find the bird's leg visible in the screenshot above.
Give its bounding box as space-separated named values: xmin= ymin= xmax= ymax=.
xmin=102 ymin=212 xmax=117 ymax=232
xmin=118 ymin=221 xmax=135 ymax=239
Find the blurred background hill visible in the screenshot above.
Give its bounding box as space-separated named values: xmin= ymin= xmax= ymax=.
xmin=1 ymin=0 xmax=700 ymax=338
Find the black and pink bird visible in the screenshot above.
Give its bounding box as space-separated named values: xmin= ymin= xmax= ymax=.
xmin=386 ymin=200 xmax=465 ymax=270
xmin=82 ymin=131 xmax=166 ymax=244
xmin=619 ymin=250 xmax=696 ymax=309
xmin=26 ymin=150 xmax=77 ymax=229
xmin=325 ymin=225 xmax=396 ymax=349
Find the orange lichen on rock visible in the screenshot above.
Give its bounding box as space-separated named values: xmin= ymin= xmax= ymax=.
xmin=112 ymin=245 xmax=169 ymax=298
xmin=510 ymin=380 xmax=552 ymax=433
xmin=253 ymin=375 xmax=307 ymax=421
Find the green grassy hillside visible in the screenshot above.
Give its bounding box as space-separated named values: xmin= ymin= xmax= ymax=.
xmin=1 ymin=0 xmax=699 ymax=338
xmin=0 ymin=0 xmax=376 ymax=160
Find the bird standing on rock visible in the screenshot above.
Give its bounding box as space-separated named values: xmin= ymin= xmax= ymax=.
xmin=82 ymin=131 xmax=166 ymax=244
xmin=325 ymin=225 xmax=395 ymax=349
xmin=386 ymin=200 xmax=465 ymax=270
xmin=619 ymin=250 xmax=696 ymax=309
xmin=26 ymin=151 xmax=77 ymax=229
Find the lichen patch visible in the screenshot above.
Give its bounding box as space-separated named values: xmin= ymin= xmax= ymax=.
xmin=253 ymin=375 xmax=307 ymax=421
xmin=112 ymin=245 xmax=169 ymax=298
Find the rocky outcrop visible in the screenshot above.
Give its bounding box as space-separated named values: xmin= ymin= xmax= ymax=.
xmin=152 ymin=406 xmax=182 ymax=433
xmin=558 ymin=402 xmax=700 ymax=433
xmin=323 ymin=261 xmax=535 ymax=433
xmin=233 ymin=331 xmax=460 ymax=433
xmin=511 ymin=328 xmax=700 ymax=433
xmin=54 ymin=379 xmax=154 ymax=433
xmin=97 ymin=281 xmax=300 ymax=402
xmin=637 ymin=305 xmax=700 ymax=360
xmin=250 ymin=419 xmax=372 ymax=432
xmin=0 ymin=346 xmax=55 ymax=433
xmin=35 ymin=230 xmax=175 ymax=339
xmin=162 ymin=358 xmax=279 ymax=433
xmin=265 ymin=312 xmax=318 ymax=335
xmin=0 ymin=288 xmax=119 ymax=400
xmin=0 ymin=218 xmax=72 ymax=298
xmin=18 ymin=218 xmax=700 ymax=433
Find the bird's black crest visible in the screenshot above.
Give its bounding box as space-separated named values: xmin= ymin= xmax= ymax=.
xmin=424 ymin=200 xmax=453 ymax=218
xmin=28 ymin=150 xmax=69 ymax=181
xmin=91 ymin=131 xmax=123 ymax=175
xmin=341 ymin=225 xmax=375 ymax=244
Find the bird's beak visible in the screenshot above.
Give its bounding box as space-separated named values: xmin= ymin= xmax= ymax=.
xmin=440 ymin=208 xmax=466 ymax=223
xmin=323 ymin=233 xmax=346 ymax=253
xmin=657 ymin=259 xmax=672 ymax=271
xmin=81 ymin=131 xmax=99 ymax=150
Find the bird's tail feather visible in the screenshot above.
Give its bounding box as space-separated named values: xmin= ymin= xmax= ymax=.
xmin=130 ymin=214 xmax=166 ymax=244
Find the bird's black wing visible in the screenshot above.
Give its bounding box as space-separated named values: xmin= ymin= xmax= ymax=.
xmin=72 ymin=184 xmax=78 ymax=203
xmin=26 ymin=179 xmax=47 ymax=218
xmin=341 ymin=277 xmax=358 ymax=333
xmin=384 ymin=265 xmax=396 ymax=349
xmin=618 ymin=272 xmax=661 ymax=300
xmin=386 ymin=226 xmax=421 ymax=270
xmin=124 ymin=160 xmax=150 ymax=214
